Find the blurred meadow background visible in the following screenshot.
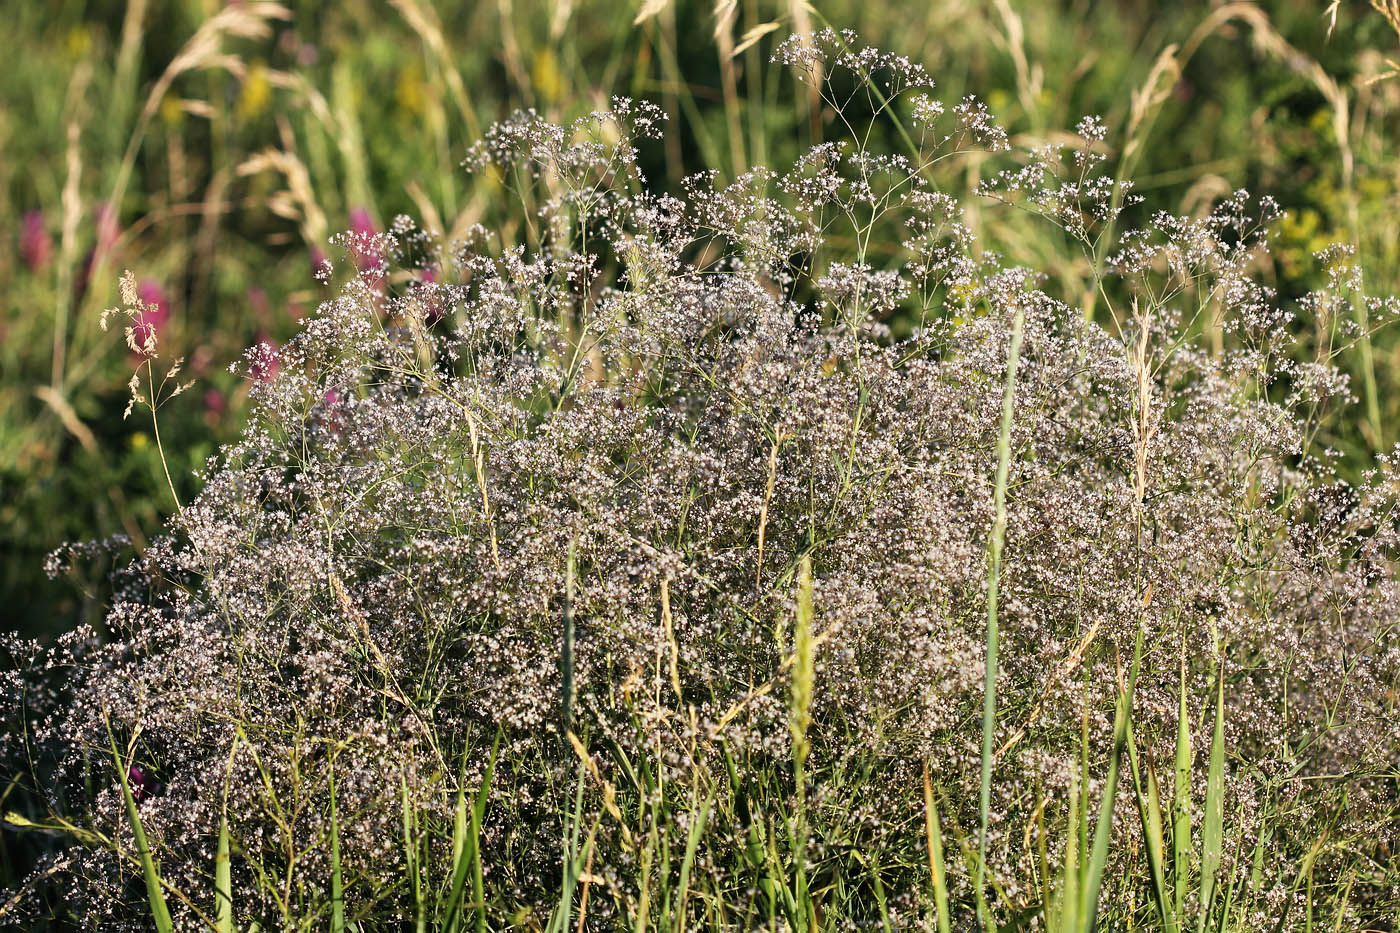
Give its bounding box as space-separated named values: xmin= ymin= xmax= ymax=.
xmin=3 ymin=0 xmax=1400 ymax=638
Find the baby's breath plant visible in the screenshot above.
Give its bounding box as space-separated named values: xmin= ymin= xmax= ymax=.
xmin=6 ymin=31 xmax=1400 ymax=931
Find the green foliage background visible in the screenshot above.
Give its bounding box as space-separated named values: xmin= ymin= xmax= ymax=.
xmin=3 ymin=0 xmax=1398 ymax=636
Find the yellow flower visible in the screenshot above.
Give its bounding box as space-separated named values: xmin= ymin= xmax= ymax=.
xmin=64 ymin=26 xmax=91 ymax=60
xmin=396 ymin=64 xmax=426 ymax=117
xmin=160 ymin=94 xmax=184 ymax=127
xmin=532 ymin=48 xmax=562 ymax=105
xmin=239 ymin=61 xmax=271 ymax=121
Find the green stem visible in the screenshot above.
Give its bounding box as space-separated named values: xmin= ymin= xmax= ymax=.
xmin=147 ymin=359 xmax=182 ymax=512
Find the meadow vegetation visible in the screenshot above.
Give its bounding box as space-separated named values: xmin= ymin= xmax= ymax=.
xmin=4 ymin=2 xmax=1400 ymax=930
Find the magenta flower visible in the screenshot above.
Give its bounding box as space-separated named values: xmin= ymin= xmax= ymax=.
xmin=348 ymin=207 xmax=381 ymax=275
xmin=248 ymin=283 xmax=284 ymax=332
xmin=250 ymin=336 xmax=280 ymax=382
xmin=20 ymin=210 xmax=52 ymax=271
xmin=318 ymin=388 xmax=346 ymax=433
xmin=127 ymin=765 xmax=159 ymax=803
xmin=75 ymin=204 xmax=124 ymax=306
xmin=349 ymin=206 xmax=374 ymax=237
xmin=94 ymin=202 xmax=120 ymax=257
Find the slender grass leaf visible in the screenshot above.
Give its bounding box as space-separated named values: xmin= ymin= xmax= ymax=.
xmin=1198 ymin=661 xmax=1226 ymax=931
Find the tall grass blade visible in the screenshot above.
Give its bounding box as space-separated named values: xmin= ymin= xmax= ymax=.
xmin=444 ymin=740 xmax=472 ymax=933
xmin=1057 ymin=771 xmax=1082 ymax=933
xmin=548 ymin=759 xmax=589 ymax=933
xmin=400 ymin=770 xmax=426 ymax=933
xmin=976 ymin=303 xmax=1027 ymax=928
xmin=471 ymin=731 xmax=499 ymax=933
xmin=1081 ymin=627 xmax=1143 ymax=927
xmin=1079 ymin=685 xmax=1091 ymax=876
xmin=790 ymin=554 xmax=815 ymax=929
xmin=445 ymin=730 xmax=499 ymax=932
xmin=1173 ymin=648 xmax=1192 ymax=922
xmin=869 ymin=849 xmax=893 ymax=933
xmin=1128 ymin=725 xmax=1179 ymax=933
xmin=329 ymin=760 xmax=345 ymax=933
xmin=215 ymin=811 xmax=232 ymax=933
xmin=107 ymin=729 xmax=173 ymax=933
xmin=1215 ymin=804 xmax=1247 ymax=931
xmin=674 ymin=789 xmax=712 ymax=933
xmin=215 ymin=735 xmax=239 ymax=933
xmin=923 ymin=760 xmax=951 ymax=933
xmin=1197 ymin=661 xmax=1226 ymax=931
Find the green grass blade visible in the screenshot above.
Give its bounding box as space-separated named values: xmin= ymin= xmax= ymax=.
xmin=868 ymin=849 xmax=893 ymax=933
xmin=400 ymin=770 xmax=426 ymax=933
xmin=215 ymin=734 xmax=239 ymax=933
xmin=444 ymin=741 xmax=472 ymax=933
xmin=108 ymin=731 xmax=173 ymax=933
xmin=1173 ymin=648 xmax=1192 ymax=922
xmin=444 ymin=730 xmax=499 ymax=932
xmin=976 ymin=303 xmax=1027 ymax=929
xmin=549 ymin=758 xmax=589 ymax=933
xmin=764 ymin=814 xmax=799 ymax=928
xmin=1128 ymin=725 xmax=1178 ymax=933
xmin=1082 ymin=626 xmax=1143 ymax=927
xmin=329 ymin=760 xmax=345 ymax=933
xmin=1036 ymin=789 xmax=1054 ymax=931
xmin=215 ymin=811 xmax=232 ymax=933
xmin=1059 ymin=770 xmax=1082 ymax=933
xmin=923 ymin=761 xmax=951 ymax=933
xmin=471 ymin=730 xmax=500 ymax=933
xmin=1216 ymin=803 xmax=1247 ymax=932
xmin=451 ymin=738 xmax=471 ymax=872
xmin=790 ymin=554 xmax=815 ymax=931
xmin=674 ymin=789 xmax=711 ymax=933
xmin=1198 ymin=661 xmax=1226 ymax=931
xmin=1079 ymin=684 xmax=1091 ymax=876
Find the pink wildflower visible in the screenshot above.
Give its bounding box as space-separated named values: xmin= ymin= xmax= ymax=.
xmin=127 ymin=766 xmax=159 ymax=803
xmin=20 ymin=210 xmax=52 ymax=271
xmin=250 ymin=336 xmax=280 ymax=382
xmin=311 ymin=246 xmax=331 ymax=284
xmin=348 ymin=207 xmax=381 ymax=275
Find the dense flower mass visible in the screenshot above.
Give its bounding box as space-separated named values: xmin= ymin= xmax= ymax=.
xmin=6 ymin=33 xmax=1400 ymax=930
